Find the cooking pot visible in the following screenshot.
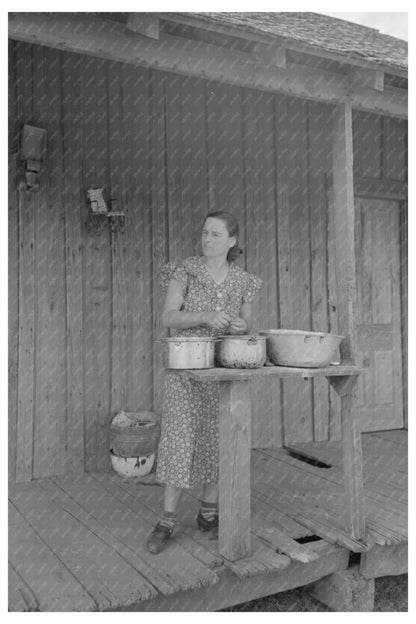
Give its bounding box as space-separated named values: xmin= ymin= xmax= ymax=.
xmin=259 ymin=329 xmax=344 ymax=368
xmin=161 ymin=336 xmax=215 ymax=369
xmin=216 ymin=334 xmax=267 ymax=369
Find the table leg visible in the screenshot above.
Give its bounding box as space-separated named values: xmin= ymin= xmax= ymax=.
xmin=328 ymin=375 xmax=365 ymax=540
xmin=218 ymin=380 xmax=252 ymax=561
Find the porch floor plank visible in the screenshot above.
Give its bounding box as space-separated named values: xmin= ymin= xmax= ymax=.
xmin=289 ymin=435 xmax=407 ymax=498
xmin=8 ymin=499 xmax=97 ymax=611
xmin=285 ymin=433 xmax=408 ymax=546
xmin=8 ymin=562 xmax=39 ymax=612
xmin=251 ymin=452 xmax=369 ymax=551
xmin=256 ymin=446 xmax=407 ymax=536
xmin=9 ymin=430 xmax=407 ymax=612
xmin=91 ymin=471 xmax=224 ymax=570
xmin=9 ymin=482 xmax=158 ymax=610
xmin=39 ymin=475 xmax=215 ymax=595
xmin=51 ymin=473 xmax=218 ymax=594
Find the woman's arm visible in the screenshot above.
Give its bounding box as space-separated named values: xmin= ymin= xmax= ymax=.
xmin=229 ymin=302 xmax=253 ymax=335
xmin=162 ymin=279 xmax=231 ymax=330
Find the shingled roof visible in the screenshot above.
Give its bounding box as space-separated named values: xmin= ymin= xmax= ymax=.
xmin=168 ymin=12 xmax=408 ymax=73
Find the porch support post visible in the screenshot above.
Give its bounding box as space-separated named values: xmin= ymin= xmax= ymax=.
xmin=331 ymin=99 xmax=357 ymax=365
xmin=330 ymin=101 xmax=366 ymax=541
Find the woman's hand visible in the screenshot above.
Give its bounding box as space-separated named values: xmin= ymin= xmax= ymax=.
xmin=228 ymin=317 xmax=247 ymax=335
xmin=205 ymin=311 xmax=232 ymax=330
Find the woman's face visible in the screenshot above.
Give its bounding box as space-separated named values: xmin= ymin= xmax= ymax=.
xmin=202 ymin=217 xmax=236 ymax=259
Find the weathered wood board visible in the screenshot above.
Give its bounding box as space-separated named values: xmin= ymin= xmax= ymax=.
xmin=360 ymin=543 xmax=408 ymax=579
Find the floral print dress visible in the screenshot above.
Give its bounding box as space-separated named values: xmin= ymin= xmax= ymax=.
xmin=156 ymin=256 xmax=262 ymax=489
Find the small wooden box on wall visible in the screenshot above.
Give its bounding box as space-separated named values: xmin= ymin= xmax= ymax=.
xmin=86 ymin=188 xmax=125 ymax=235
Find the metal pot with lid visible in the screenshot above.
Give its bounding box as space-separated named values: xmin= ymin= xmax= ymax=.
xmin=216 ymin=334 xmax=267 ymax=369
xmin=160 ymin=336 xmax=216 ymax=369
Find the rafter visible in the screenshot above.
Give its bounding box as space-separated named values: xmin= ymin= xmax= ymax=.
xmin=350 ymin=67 xmax=384 ymax=92
xmin=126 ymin=13 xmax=159 ymax=40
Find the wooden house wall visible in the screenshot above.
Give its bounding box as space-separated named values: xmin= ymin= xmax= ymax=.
xmin=8 ymin=40 xmax=408 ymax=483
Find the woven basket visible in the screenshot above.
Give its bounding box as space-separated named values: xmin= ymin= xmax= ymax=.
xmin=110 ymin=411 xmax=161 ymax=458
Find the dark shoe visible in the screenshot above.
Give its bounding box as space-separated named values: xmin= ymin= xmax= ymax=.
xmin=146 ymin=521 xmax=174 ymax=554
xmin=197 ymin=511 xmax=218 ymax=538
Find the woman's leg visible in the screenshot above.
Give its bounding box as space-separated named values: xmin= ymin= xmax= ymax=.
xmin=146 ymin=484 xmax=183 ymax=554
xmin=164 ymin=483 xmax=183 ymax=512
xmin=198 ymin=482 xmax=219 ymax=534
xmin=201 ymin=482 xmax=218 ymax=504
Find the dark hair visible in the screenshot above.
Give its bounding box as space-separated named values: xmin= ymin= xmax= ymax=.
xmin=203 ymin=211 xmax=244 ymax=262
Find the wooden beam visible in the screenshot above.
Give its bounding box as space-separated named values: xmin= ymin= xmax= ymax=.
xmin=8 ymin=13 xmax=407 ymax=118
xmin=126 ymin=14 xmax=159 ymax=40
xmin=350 ymin=67 xmax=384 ymax=92
xmin=360 ymin=543 xmax=408 ymax=579
xmin=252 ymin=42 xmax=286 ymax=68
xmin=331 ymin=100 xmax=358 ymax=365
xmin=350 ymin=85 xmax=407 ymax=118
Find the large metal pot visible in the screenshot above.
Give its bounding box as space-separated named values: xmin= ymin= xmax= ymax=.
xmin=216 ymin=334 xmax=267 ymax=369
xmin=259 ymin=329 xmax=344 ymax=368
xmin=161 ymin=336 xmax=215 ymax=369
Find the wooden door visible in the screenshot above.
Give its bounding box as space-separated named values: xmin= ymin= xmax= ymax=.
xmin=355 ymin=198 xmax=404 ymax=431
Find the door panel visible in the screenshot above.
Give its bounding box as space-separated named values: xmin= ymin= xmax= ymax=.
xmin=355 ymin=198 xmax=403 ymax=431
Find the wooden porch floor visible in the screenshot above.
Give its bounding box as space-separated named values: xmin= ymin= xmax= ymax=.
xmin=9 ymin=430 xmax=407 ymax=612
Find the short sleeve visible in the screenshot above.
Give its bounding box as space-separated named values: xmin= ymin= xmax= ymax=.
xmin=242 ymin=273 xmax=262 ymax=303
xmin=159 ymin=262 xmax=188 ymax=293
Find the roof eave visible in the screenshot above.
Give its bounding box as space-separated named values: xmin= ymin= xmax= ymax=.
xmin=158 ymin=12 xmax=408 ymax=79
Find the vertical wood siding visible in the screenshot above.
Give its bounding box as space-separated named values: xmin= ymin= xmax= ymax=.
xmin=8 ymin=41 xmax=408 ymax=482
xmin=62 ymin=51 xmax=84 ymax=474
xmin=308 ymin=102 xmax=332 ymax=441
xmin=8 ymin=40 xmax=19 ymax=484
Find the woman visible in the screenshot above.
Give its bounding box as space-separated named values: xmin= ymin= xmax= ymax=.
xmin=146 ymin=211 xmax=262 ymax=554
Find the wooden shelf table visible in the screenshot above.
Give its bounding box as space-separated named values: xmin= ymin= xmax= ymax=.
xmin=172 ymin=364 xmax=364 ymax=562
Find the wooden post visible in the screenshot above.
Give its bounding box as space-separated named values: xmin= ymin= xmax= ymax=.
xmin=328 ymin=375 xmax=365 ymax=539
xmin=331 ymin=100 xmax=357 ymax=365
xmin=331 ymin=100 xmax=366 ymax=540
xmin=218 ymin=380 xmax=252 ymax=561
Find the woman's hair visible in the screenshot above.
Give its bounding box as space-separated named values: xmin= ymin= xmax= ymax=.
xmin=203 ymin=211 xmax=244 ymax=262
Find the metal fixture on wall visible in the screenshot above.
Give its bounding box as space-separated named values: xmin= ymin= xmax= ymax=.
xmin=86 ymin=187 xmax=125 ymax=235
xmin=18 ymin=124 xmax=47 ymax=192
